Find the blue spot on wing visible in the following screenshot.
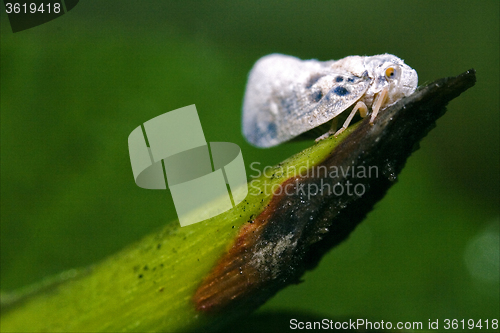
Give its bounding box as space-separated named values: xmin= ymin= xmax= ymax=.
xmin=310 ymin=90 xmax=323 ymax=103
xmin=335 ymin=76 xmax=343 ymax=82
xmin=267 ymin=122 xmax=277 ymax=138
xmin=333 ymin=86 xmax=349 ymax=96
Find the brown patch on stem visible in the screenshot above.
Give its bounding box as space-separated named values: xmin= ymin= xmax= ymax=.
xmin=193 ymin=176 xmax=301 ymax=312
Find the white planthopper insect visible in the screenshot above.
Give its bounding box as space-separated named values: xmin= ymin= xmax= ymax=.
xmin=242 ymin=53 xmax=418 ymax=148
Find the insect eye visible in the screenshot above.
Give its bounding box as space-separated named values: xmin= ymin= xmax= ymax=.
xmin=385 ymin=67 xmax=396 ymax=79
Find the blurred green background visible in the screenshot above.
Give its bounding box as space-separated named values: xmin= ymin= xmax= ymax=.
xmin=1 ymin=0 xmax=498 ymax=330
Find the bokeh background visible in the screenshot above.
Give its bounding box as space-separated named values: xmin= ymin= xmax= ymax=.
xmin=1 ymin=0 xmax=498 ymax=330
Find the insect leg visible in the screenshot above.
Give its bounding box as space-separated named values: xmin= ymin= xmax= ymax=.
xmin=330 ymin=117 xmax=339 ymax=133
xmin=369 ymin=87 xmax=389 ymax=124
xmin=314 ymin=118 xmax=339 ymax=142
xmin=333 ymin=101 xmax=368 ymax=137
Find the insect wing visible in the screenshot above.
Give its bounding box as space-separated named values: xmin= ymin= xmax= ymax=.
xmin=242 ymin=54 xmax=371 ymax=148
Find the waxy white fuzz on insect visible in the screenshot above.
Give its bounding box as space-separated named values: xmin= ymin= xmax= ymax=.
xmin=242 ymin=53 xmax=418 ymax=147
